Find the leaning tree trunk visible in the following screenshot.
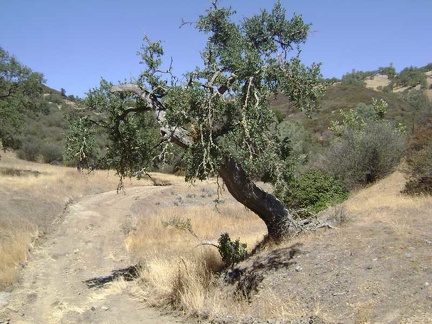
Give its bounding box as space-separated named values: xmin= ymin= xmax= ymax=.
xmin=218 ymin=155 xmax=292 ymax=242
xmin=110 ymin=84 xmax=293 ymax=242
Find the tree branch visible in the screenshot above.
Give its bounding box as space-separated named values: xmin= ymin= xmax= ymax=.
xmin=110 ymin=84 xmax=194 ymax=148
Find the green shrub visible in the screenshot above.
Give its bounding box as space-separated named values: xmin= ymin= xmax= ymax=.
xmin=16 ymin=136 xmax=42 ymax=161
xmin=396 ymin=66 xmax=427 ymax=89
xmin=321 ymin=99 xmax=406 ymax=189
xmin=46 ymin=93 xmax=64 ymax=105
xmin=217 ymin=233 xmax=248 ymax=267
xmin=40 ymin=143 xmax=63 ymax=164
xmin=284 ymin=169 xmax=349 ymax=213
xmin=378 ymin=64 xmax=397 ymax=80
xmin=341 ymin=69 xmax=376 ymax=86
xmin=321 ymin=122 xmax=406 ymax=189
xmin=403 ymin=125 xmax=432 ymax=195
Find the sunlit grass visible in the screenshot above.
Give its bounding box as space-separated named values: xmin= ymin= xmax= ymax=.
xmin=124 ymin=189 xmax=273 ymax=320
xmin=0 ymin=219 xmax=37 ymax=289
xmin=0 ymin=151 xmax=152 ymax=289
xmin=4 ymin=148 xmax=432 ymax=322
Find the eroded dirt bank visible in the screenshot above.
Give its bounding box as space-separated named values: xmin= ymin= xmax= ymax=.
xmin=0 ymin=186 xmax=187 ymax=324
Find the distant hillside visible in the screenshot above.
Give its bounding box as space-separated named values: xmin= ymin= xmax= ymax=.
xmin=16 ymin=85 xmax=76 ymax=165
xmin=41 ymin=84 xmax=79 ymax=102
xmin=14 ymin=63 xmax=432 ymax=167
xmin=270 ymin=63 xmax=432 ymax=142
xmin=365 ymin=71 xmax=432 ymax=100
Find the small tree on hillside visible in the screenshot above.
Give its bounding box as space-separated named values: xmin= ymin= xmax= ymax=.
xmin=0 ymin=47 xmax=48 ymax=152
xmin=378 ymin=64 xmax=397 ymax=80
xmin=321 ymin=99 xmax=406 ymax=189
xmin=396 ymin=66 xmax=427 ymax=89
xmin=66 ymin=1 xmax=325 ymax=241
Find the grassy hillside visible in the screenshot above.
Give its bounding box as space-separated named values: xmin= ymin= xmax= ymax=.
xmin=0 ymin=151 xmax=151 ymax=289
xmin=12 ymin=87 xmax=76 ymax=165
xmin=271 ymin=81 xmax=421 ymax=143
xmin=2 ymin=152 xmax=431 ymax=323
xmin=271 ymin=63 xmax=431 ymax=142
xmin=11 ymin=63 xmax=431 ymax=169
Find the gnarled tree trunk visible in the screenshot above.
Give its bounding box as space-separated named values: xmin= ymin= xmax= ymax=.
xmin=111 ymin=84 xmax=292 ymax=242
xmin=218 ymin=155 xmax=292 ymax=242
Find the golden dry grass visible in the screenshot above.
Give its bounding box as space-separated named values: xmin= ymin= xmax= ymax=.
xmin=364 ymin=74 xmax=390 ymax=91
xmin=125 ymin=185 xmax=269 ymax=320
xmin=0 ymin=151 xmax=152 ymax=289
xmin=126 ymin=172 xmax=432 ymax=322
xmin=4 ymin=149 xmax=432 ymax=322
xmin=0 ymin=220 xmax=37 ymax=286
xmin=345 ymin=171 xmax=432 ymax=241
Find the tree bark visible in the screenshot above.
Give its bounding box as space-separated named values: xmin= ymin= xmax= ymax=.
xmin=111 ymin=84 xmax=292 ymax=241
xmin=218 ymin=155 xmax=292 ymax=242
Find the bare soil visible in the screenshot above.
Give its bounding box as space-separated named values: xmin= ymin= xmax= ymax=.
xmin=223 ymin=172 xmax=432 ymax=323
xmin=1 ymin=158 xmax=432 ymax=323
xmin=0 ymin=186 xmax=189 ymax=323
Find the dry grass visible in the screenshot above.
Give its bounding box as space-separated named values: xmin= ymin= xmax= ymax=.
xmin=125 ymin=188 xmax=269 ymax=320
xmin=0 ymin=219 xmax=37 ymax=287
xmin=125 ymin=204 xmax=265 ymax=258
xmin=364 ymin=74 xmax=390 ymax=91
xmin=4 ymin=148 xmax=432 ymax=322
xmin=346 ymin=171 xmax=432 ymax=241
xmin=124 ymin=171 xmax=432 ymax=322
xmin=213 ymin=287 xmax=313 ymax=323
xmin=0 ymin=151 xmax=152 ymax=289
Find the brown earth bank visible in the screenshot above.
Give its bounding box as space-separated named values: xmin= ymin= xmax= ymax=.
xmin=0 ymin=186 xmax=190 ymax=323
xmin=221 ymin=172 xmax=432 ymax=323
xmin=1 ymin=153 xmax=432 ymax=323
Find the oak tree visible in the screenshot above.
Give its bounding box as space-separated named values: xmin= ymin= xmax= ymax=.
xmin=66 ymin=1 xmax=325 ymax=241
xmin=0 ymin=47 xmax=48 ymax=152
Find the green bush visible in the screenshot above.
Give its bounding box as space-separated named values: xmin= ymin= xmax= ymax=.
xmin=16 ymin=136 xmax=42 ymax=161
xmin=46 ymin=93 xmax=64 ymax=105
xmin=321 ymin=99 xmax=406 ymax=189
xmin=284 ymin=169 xmax=349 ymax=213
xmin=396 ymin=66 xmax=427 ymax=89
xmin=378 ymin=64 xmax=397 ymax=80
xmin=341 ymin=69 xmax=376 ymax=86
xmin=40 ymin=143 xmax=63 ymax=164
xmin=321 ymin=122 xmax=406 ymax=189
xmin=217 ymin=233 xmax=248 ymax=267
xmin=403 ymin=125 xmax=432 ymax=195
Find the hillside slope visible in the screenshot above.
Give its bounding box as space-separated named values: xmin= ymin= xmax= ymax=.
xmin=2 ymin=151 xmax=431 ymax=323
xmin=225 ymin=171 xmax=432 ymax=323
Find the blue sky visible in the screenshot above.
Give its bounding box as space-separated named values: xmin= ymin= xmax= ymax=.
xmin=1 ymin=0 xmax=431 ymax=97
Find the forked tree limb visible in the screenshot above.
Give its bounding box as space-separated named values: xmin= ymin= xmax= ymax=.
xmin=110 ymin=84 xmax=292 ymax=241
xmin=111 ymin=84 xmax=194 ymax=148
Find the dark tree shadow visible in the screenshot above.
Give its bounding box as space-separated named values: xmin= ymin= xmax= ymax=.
xmin=84 ymin=264 xmax=142 ymax=288
xmin=223 ymin=243 xmax=303 ymax=299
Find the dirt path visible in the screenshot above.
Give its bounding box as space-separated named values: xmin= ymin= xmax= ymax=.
xmin=1 ymin=186 xmax=185 ymax=324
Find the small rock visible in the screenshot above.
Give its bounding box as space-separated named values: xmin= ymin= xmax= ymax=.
xmin=0 ymin=292 xmax=10 ymax=307
xmin=425 ymin=282 xmax=430 ymax=287
xmin=101 ymin=306 xmax=109 ymax=311
xmin=405 ymin=253 xmax=412 ymax=258
xmin=91 ymin=306 xmax=96 ymax=311
xmin=295 ymin=265 xmax=302 ymax=272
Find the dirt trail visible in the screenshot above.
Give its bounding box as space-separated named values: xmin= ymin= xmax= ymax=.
xmin=1 ymin=186 xmax=185 ymax=324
